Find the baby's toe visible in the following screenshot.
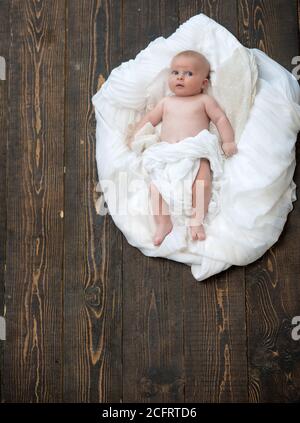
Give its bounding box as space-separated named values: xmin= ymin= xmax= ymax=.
xmin=190 ymin=227 xmax=198 ymax=241
xmin=153 ymin=237 xmax=162 ymax=246
xmin=197 ymin=227 xmax=206 ymax=240
xmin=197 ymin=232 xmax=206 ymax=241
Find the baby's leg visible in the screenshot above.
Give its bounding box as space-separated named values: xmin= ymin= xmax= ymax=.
xmin=189 ymin=158 xmax=212 ymax=241
xmin=149 ymin=182 xmax=173 ymax=246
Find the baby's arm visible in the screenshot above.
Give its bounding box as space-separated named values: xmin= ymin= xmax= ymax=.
xmin=127 ymin=98 xmax=165 ymax=148
xmin=203 ymin=95 xmax=237 ymax=157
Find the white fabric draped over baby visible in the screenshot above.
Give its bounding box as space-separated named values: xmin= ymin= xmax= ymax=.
xmin=92 ymin=13 xmax=300 ymax=281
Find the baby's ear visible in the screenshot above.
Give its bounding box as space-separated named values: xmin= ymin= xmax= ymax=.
xmin=202 ymin=78 xmax=209 ymax=90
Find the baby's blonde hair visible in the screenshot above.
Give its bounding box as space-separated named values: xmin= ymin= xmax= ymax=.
xmin=171 ymin=50 xmax=210 ymax=80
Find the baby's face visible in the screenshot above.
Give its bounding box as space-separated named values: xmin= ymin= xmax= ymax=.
xmin=168 ymin=56 xmax=209 ymax=97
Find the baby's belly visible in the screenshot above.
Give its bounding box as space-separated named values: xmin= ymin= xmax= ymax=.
xmin=160 ymin=121 xmax=209 ymax=143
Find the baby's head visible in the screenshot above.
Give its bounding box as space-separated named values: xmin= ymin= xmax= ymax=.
xmin=168 ymin=50 xmax=210 ymax=96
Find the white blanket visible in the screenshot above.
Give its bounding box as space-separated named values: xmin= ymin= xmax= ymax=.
xmin=92 ymin=13 xmax=300 ymax=281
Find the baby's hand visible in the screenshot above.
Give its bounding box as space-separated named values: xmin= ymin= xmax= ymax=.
xmin=221 ymin=141 xmax=238 ymax=158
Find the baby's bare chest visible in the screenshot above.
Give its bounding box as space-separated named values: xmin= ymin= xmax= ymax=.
xmin=163 ymin=99 xmax=206 ymax=121
xmin=160 ymin=98 xmax=209 ymax=143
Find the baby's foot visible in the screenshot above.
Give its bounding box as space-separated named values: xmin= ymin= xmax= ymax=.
xmin=189 ymin=222 xmax=206 ymax=241
xmin=153 ymin=219 xmax=173 ymax=246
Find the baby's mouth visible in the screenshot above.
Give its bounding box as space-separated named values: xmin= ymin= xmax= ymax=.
xmin=176 ymin=84 xmax=184 ymax=87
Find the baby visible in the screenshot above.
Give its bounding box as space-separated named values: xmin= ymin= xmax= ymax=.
xmin=128 ymin=50 xmax=238 ymax=246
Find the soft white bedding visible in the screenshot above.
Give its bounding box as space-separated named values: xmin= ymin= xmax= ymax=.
xmin=92 ymin=13 xmax=300 ymax=281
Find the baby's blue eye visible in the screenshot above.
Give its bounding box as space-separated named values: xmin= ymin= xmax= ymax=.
xmin=171 ymin=70 xmax=193 ymax=76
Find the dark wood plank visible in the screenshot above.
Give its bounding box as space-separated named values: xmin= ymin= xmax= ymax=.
xmin=239 ymin=0 xmax=298 ymax=70
xmin=298 ymin=0 xmax=300 ymax=33
xmin=183 ymin=269 xmax=248 ymax=402
xmin=64 ymin=0 xmax=123 ymax=402
xmin=3 ymin=0 xmax=65 ymax=402
xmin=179 ymin=0 xmax=239 ymax=31
xmin=239 ymin=0 xmax=300 ymax=403
xmin=0 ymin=0 xmax=10 ymax=403
xmin=179 ymin=0 xmax=248 ymax=402
xmin=122 ymin=0 xmax=187 ymax=403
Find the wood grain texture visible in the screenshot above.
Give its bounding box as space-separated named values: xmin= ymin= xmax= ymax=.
xmin=64 ymin=0 xmax=123 ymax=402
xmin=239 ymin=0 xmax=298 ymax=69
xmin=3 ymin=0 xmax=65 ymax=402
xmin=178 ymin=0 xmax=248 ymax=403
xmin=239 ymin=0 xmax=300 ymax=403
xmin=121 ymin=0 xmax=186 ymax=403
xmin=0 ymin=0 xmax=10 ymax=404
xmin=178 ymin=0 xmax=238 ymax=31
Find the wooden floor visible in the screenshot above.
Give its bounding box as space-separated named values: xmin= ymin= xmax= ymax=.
xmin=0 ymin=0 xmax=300 ymax=403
